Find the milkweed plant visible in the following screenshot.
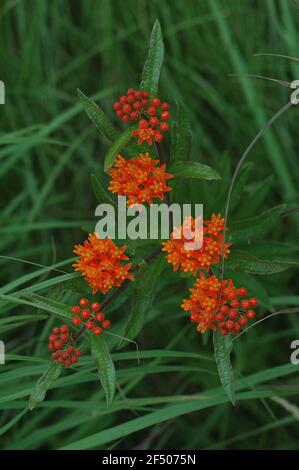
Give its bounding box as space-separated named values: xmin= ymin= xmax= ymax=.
xmin=23 ymin=20 xmax=297 ymax=411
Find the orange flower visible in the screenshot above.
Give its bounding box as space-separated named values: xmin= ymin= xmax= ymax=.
xmin=108 ymin=153 xmax=173 ymax=206
xmin=162 ymin=214 xmax=230 ymax=275
xmin=182 ymin=273 xmax=257 ymax=335
xmin=131 ymin=120 xmax=163 ymax=145
xmin=181 ymin=274 xmax=222 ymax=333
xmin=73 ymin=234 xmax=132 ymax=294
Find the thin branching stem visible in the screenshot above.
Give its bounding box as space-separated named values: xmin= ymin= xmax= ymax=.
xmin=233 ymin=307 xmax=299 ymax=341
xmin=155 ymin=141 xmax=173 ymax=231
xmin=220 ymin=101 xmax=293 ymax=285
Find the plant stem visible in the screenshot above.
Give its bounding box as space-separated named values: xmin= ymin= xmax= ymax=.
xmin=73 ymin=143 xmax=172 ymax=343
xmin=155 ymin=141 xmax=173 ymax=232
xmin=220 ymin=101 xmax=293 ymax=284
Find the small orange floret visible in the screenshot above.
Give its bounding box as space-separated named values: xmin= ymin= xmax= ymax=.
xmin=131 ymin=121 xmax=163 ymax=145
xmin=162 ymin=214 xmax=231 ymax=275
xmin=108 ymin=153 xmax=173 ymax=206
xmin=73 ymin=234 xmax=132 ymax=294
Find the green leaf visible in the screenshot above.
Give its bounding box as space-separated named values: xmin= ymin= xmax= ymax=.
xmin=207 ymin=159 xmax=252 ymax=214
xmin=81 ymin=222 xmax=95 ymax=233
xmin=118 ymin=254 xmax=164 ymax=349
xmin=90 ymin=334 xmax=116 ymax=407
xmin=77 ymin=89 xmax=119 ymax=142
xmin=213 ymin=332 xmax=235 ymax=405
xmin=104 ymin=128 xmax=133 ymax=171
xmin=224 ymin=250 xmax=298 ymax=275
xmin=0 ymin=258 xmax=75 ymax=296
xmin=229 ymin=162 xmax=253 ymax=212
xmin=140 ymin=20 xmax=164 ymax=97
xmin=29 ymin=363 xmax=62 ymax=410
xmin=0 ymin=409 xmax=28 ymax=437
xmin=60 ymin=383 xmax=299 ymax=450
xmin=168 ymin=161 xmax=221 ymax=181
xmin=228 ymin=204 xmax=286 ymax=243
xmin=90 ymin=174 xmax=115 ymax=205
xmin=238 ymin=241 xmax=299 ymax=262
xmin=171 ymin=101 xmax=192 ymax=161
xmin=18 ymin=293 xmax=72 ymax=320
xmin=238 ymin=174 xmax=274 ymax=218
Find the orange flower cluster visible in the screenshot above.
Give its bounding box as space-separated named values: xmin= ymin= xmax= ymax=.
xmin=162 ymin=214 xmax=230 ymax=275
xmin=73 ymin=234 xmax=132 ymax=294
xmin=108 ymin=153 xmax=173 ymax=206
xmin=182 ymin=273 xmax=257 ymax=335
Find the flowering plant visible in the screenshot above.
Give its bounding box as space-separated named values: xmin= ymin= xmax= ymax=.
xmin=8 ymin=20 xmax=297 ymax=420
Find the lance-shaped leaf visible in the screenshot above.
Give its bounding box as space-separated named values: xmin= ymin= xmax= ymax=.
xmin=228 ymin=204 xmax=286 ymax=243
xmin=168 ymin=161 xmax=221 ymax=181
xmin=77 ymin=89 xmax=119 ymax=142
xmin=238 ymin=174 xmax=274 ymax=218
xmin=118 ymin=254 xmax=164 ymax=349
xmin=223 ymin=250 xmax=299 ymax=275
xmin=239 ymin=240 xmax=299 ymax=262
xmin=140 ymin=20 xmax=164 ymax=97
xmin=228 ymin=162 xmax=253 ymax=212
xmin=104 ymin=128 xmax=133 ymax=171
xmin=29 ymin=362 xmax=62 ymax=410
xmin=18 ymin=293 xmax=72 ymax=320
xmin=213 ymin=332 xmax=235 ymax=405
xmin=91 ymin=173 xmax=116 ymax=205
xmin=171 ymin=101 xmax=192 ymax=161
xmin=90 ymin=333 xmax=116 ymax=407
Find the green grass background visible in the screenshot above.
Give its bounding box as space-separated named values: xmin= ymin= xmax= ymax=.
xmin=1 ymin=0 xmax=299 ymax=450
